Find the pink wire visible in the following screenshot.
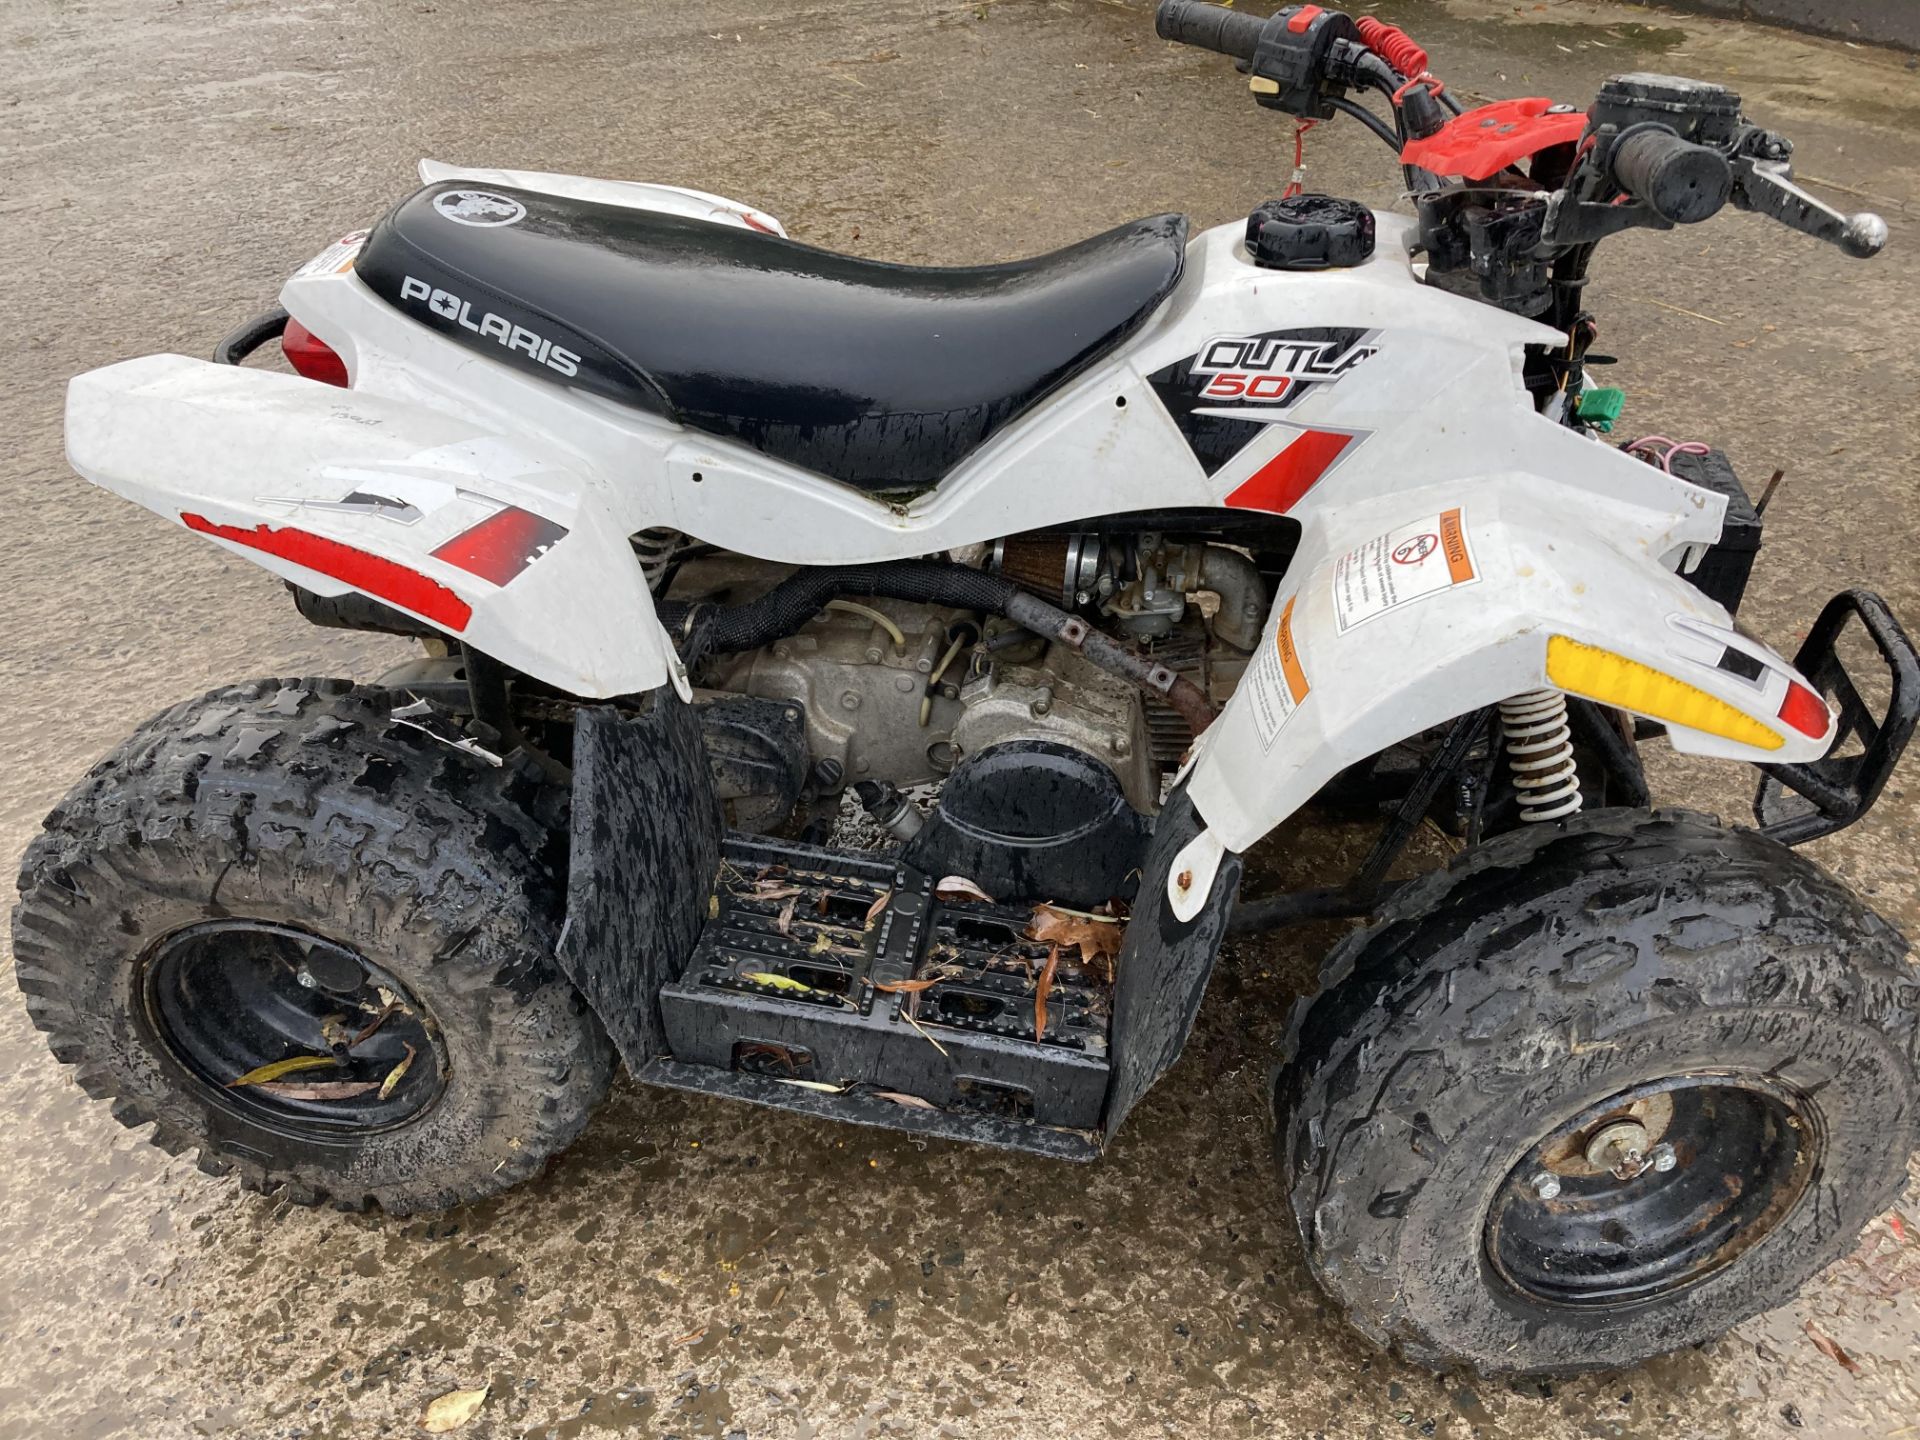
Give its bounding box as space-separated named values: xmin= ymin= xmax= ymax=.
xmin=1625 ymin=435 xmax=1712 ymax=474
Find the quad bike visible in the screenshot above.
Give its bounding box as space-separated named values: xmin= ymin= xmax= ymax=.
xmin=16 ymin=0 xmax=1920 ymax=1377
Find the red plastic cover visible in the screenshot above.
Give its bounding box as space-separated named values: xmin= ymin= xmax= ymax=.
xmin=1400 ymin=97 xmax=1589 ymax=181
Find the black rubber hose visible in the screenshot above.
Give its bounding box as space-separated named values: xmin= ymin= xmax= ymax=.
xmin=657 ymin=560 xmax=1017 ymax=654
xmin=213 ymin=306 xmax=290 ymax=366
xmin=1328 ymin=95 xmax=1402 ymax=152
xmin=661 ymin=560 xmax=1218 ymax=733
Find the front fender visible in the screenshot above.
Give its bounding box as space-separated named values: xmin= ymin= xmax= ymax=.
xmin=65 ymin=354 xmax=674 ymax=698
xmin=1179 ymin=476 xmax=1835 ymax=894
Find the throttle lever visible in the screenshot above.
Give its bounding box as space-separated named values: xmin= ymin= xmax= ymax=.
xmin=1731 ymin=135 xmax=1887 ymax=258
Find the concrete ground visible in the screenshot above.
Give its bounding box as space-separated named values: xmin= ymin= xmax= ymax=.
xmin=2 ymin=0 xmax=1917 ymax=1435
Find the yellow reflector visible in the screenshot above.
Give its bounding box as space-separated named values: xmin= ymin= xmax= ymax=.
xmin=1545 ymin=635 xmax=1783 ymax=752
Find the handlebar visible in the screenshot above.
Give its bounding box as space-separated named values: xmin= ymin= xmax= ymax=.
xmin=1609 ymin=125 xmax=1733 ymax=225
xmin=1155 ymin=0 xmax=1889 ymax=265
xmin=1154 ymin=0 xmax=1264 ymax=61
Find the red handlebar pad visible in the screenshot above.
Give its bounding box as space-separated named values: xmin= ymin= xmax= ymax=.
xmin=1356 ymin=16 xmax=1428 ymax=78
xmin=1400 ymin=97 xmax=1589 ymax=180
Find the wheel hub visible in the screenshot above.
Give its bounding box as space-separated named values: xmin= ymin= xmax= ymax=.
xmin=1487 ymin=1074 xmax=1819 ymax=1308
xmin=1578 ymin=1118 xmax=1677 ymax=1181
xmin=139 ymin=919 xmax=445 ymax=1137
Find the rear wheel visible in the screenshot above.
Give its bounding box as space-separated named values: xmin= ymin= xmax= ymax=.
xmin=11 ymin=678 xmax=615 ymax=1214
xmin=1276 ymin=808 xmax=1920 ymax=1375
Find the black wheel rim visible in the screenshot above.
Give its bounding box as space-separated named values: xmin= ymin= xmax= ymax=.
xmin=139 ymin=919 xmax=445 ymax=1137
xmin=1486 ymin=1075 xmax=1819 ymax=1308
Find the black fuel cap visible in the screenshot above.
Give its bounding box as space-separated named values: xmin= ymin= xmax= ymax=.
xmin=1246 ymin=195 xmax=1376 ymax=271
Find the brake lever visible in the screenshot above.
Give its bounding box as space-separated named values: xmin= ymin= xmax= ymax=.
xmin=1730 ymin=132 xmax=1887 ymax=258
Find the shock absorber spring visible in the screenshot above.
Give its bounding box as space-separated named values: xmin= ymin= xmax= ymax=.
xmin=631 ymin=527 xmax=686 ymax=592
xmin=1499 ymin=690 xmax=1583 ymax=822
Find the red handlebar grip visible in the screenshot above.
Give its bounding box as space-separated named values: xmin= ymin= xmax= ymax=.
xmin=1356 ymin=16 xmax=1429 ymax=79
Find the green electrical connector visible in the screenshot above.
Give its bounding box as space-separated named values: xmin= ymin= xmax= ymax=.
xmin=1575 ymin=386 xmax=1626 ymax=433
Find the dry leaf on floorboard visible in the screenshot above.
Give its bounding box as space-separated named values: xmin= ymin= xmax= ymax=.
xmin=874 ymin=1090 xmax=937 ymax=1109
xmin=1034 ymin=944 xmax=1059 ymax=1038
xmin=1029 ymin=904 xmax=1124 ymax=978
xmin=742 ymin=971 xmax=818 ymax=994
xmin=934 ymin=875 xmax=995 ymax=903
xmin=901 ymin=1006 xmax=950 ymax=1057
xmin=750 ymin=883 xmax=806 ymax=900
xmin=420 ymin=1384 xmax=488 ymax=1432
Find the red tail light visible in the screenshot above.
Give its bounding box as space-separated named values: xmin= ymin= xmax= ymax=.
xmin=282 ymin=319 xmax=349 ymax=387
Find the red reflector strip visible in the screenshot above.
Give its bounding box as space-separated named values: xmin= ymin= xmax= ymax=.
xmin=282 ymin=319 xmax=350 ymax=388
xmin=430 ymin=507 xmax=568 ymax=587
xmin=1778 ymin=680 xmax=1833 ymax=740
xmin=1224 ymin=429 xmax=1356 ymax=513
xmin=181 ymin=513 xmax=471 ymax=632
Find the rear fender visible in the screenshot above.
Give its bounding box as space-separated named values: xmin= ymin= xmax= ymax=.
xmin=65 ymin=354 xmax=675 ymax=698
xmin=560 ymin=696 xmax=722 ymax=1070
xmin=1175 ymin=477 xmax=1836 ymax=914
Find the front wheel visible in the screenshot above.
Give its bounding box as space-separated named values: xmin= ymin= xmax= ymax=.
xmin=1276 ymin=809 xmax=1920 ymax=1376
xmin=12 ymin=678 xmax=615 ymax=1215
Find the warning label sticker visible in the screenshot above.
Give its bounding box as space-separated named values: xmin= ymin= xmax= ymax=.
xmin=1332 ymin=506 xmax=1479 ymax=634
xmin=295 ymin=229 xmax=371 ymax=279
xmin=1248 ymin=594 xmax=1312 ymax=751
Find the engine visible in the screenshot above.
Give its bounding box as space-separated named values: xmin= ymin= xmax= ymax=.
xmin=684 ymin=532 xmax=1265 ymax=899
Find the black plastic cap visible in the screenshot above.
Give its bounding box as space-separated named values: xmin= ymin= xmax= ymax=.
xmin=1246 ymin=195 xmax=1376 ymax=271
xmin=1400 ymin=85 xmax=1448 ymax=142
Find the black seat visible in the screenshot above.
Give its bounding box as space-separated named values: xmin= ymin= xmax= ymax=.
xmin=356 ymin=182 xmax=1188 ymax=493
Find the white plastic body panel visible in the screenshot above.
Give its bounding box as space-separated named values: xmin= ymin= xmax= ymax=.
xmin=64 ymin=199 xmax=1833 ymax=865
xmin=1179 ymin=480 xmax=1829 ymax=862
xmin=64 ymin=355 xmax=672 ymax=698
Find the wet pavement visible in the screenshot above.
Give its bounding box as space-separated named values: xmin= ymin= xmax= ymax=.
xmin=2 ymin=0 xmax=1918 ymax=1435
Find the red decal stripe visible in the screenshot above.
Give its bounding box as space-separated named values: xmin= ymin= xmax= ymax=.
xmin=1224 ymin=429 xmax=1355 ymax=513
xmin=430 ymin=507 xmax=568 ymax=586
xmin=181 ymin=513 xmax=472 ymax=631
